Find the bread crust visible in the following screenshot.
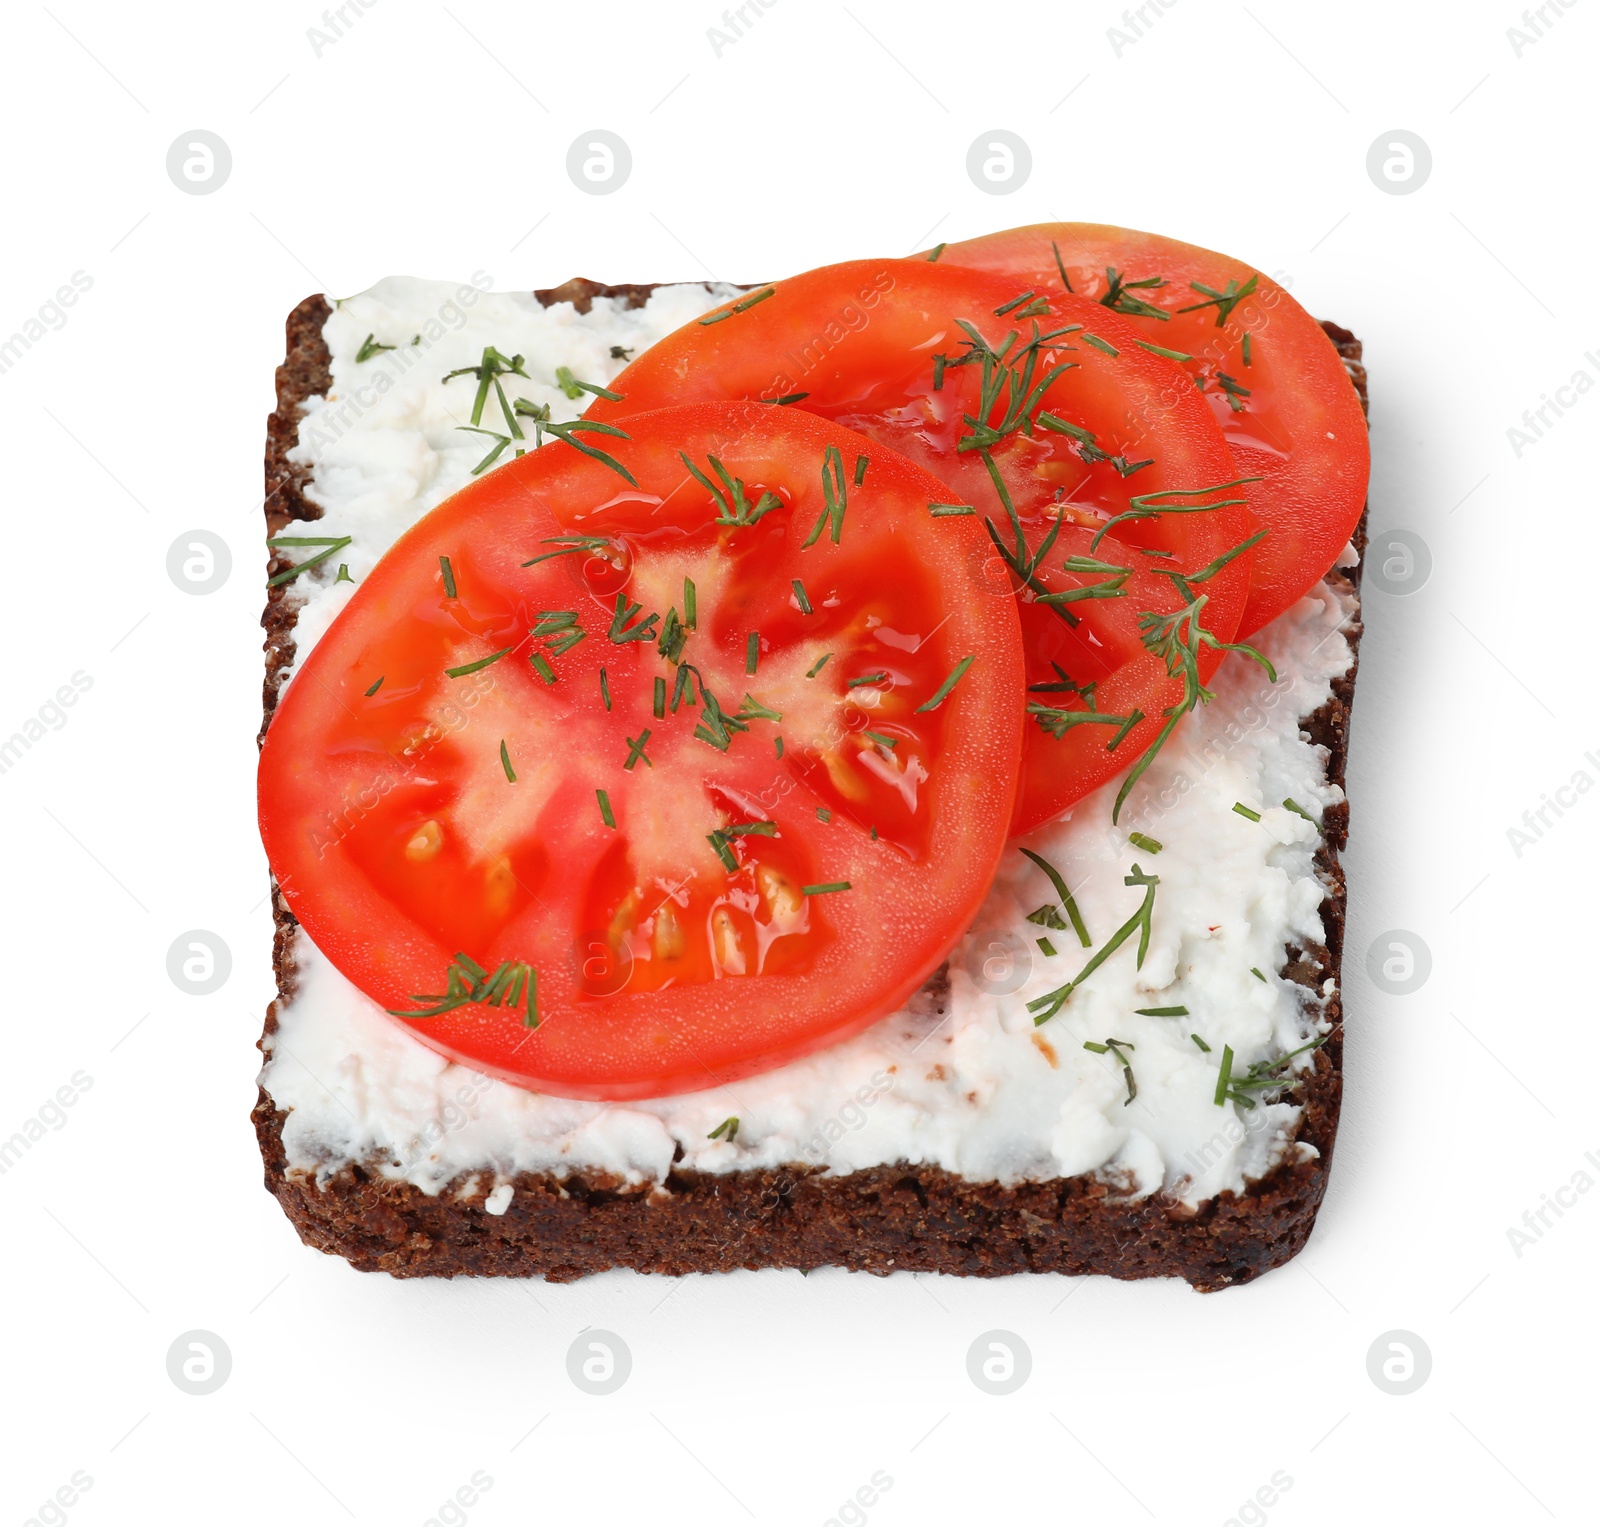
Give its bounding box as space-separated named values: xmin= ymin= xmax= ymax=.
xmin=253 ymin=285 xmax=1366 ymax=1290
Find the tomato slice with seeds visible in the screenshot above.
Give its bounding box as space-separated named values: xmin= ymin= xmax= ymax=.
xmin=931 ymin=224 xmax=1370 ymax=636
xmin=584 ymin=260 xmax=1256 ymax=834
xmin=258 ymin=403 xmax=1024 ymax=1100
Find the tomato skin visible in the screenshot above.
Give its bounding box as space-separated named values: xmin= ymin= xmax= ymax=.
xmin=587 ymin=259 xmax=1256 ymax=835
xmin=259 ymin=403 xmax=1024 ymax=1101
xmin=932 ymin=224 xmax=1369 ymax=636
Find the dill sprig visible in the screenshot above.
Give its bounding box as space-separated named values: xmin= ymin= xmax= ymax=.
xmin=974 ymin=450 xmax=1078 ymax=629
xmin=915 ymin=655 xmax=975 ymax=713
xmin=1177 ymin=273 xmax=1259 ymax=327
xmin=266 ymin=535 xmax=353 ymax=587
xmin=1106 ymin=531 xmax=1277 ymax=823
xmin=940 ymin=318 xmax=1080 ymax=456
xmin=533 ymin=610 xmax=586 ymax=658
xmin=1018 ymin=845 xmax=1091 ymax=948
xmin=802 ymin=445 xmax=848 ymax=547
xmin=554 ymin=365 xmax=623 ymax=402
xmin=608 ymin=592 xmax=659 ymax=645
xmin=681 ymin=452 xmax=781 ymax=528
xmin=1100 ymin=267 xmax=1169 ymax=321
xmin=1089 ymin=478 xmax=1260 ymax=553
xmin=624 ymin=730 xmax=652 ymax=770
xmin=522 ymin=534 xmax=613 ymax=568
xmin=1084 ymin=1037 xmax=1138 ymax=1104
xmin=1033 ymin=554 xmax=1133 ymax=608
xmin=519 ymin=408 xmax=637 ymax=485
xmin=1029 ymin=866 xmax=1158 ymax=1024
xmin=1215 ymin=1035 xmax=1329 ymax=1109
xmin=389 ymin=951 xmax=540 ymax=1028
xmin=442 ymin=345 xmax=530 ymax=428
xmin=699 ymin=286 xmax=776 ymax=325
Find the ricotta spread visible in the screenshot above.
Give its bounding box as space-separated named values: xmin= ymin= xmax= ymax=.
xmin=261 ymin=276 xmax=1358 ymax=1208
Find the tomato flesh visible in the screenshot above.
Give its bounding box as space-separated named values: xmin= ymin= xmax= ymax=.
xmin=258 ymin=403 xmax=1024 ymax=1099
xmin=933 ymin=224 xmax=1369 ymax=635
xmin=586 ymin=260 xmax=1256 ymax=834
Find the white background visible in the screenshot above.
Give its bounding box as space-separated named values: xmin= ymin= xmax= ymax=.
xmin=0 ymin=1 xmax=1592 ymax=1522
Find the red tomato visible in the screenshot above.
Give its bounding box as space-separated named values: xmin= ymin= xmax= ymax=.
xmin=932 ymin=224 xmax=1370 ymax=635
xmin=258 ymin=403 xmax=1024 ymax=1100
xmin=586 ymin=260 xmax=1257 ymax=834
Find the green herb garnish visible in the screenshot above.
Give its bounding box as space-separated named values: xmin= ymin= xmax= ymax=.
xmin=608 ymin=592 xmax=659 ymax=644
xmin=522 ymin=534 xmax=613 ymax=568
xmin=266 ymin=535 xmax=353 ymax=587
xmin=803 ymin=445 xmax=848 ymax=548
xmin=554 ymin=365 xmax=623 ymax=402
xmin=737 ymin=693 xmax=781 ymax=722
xmin=1029 ymin=866 xmax=1158 ymax=1023
xmin=1213 ymin=1044 xmax=1234 ymax=1106
xmin=389 ymin=951 xmax=539 ymax=1028
xmin=1135 ymin=340 xmax=1193 ymax=363
xmin=699 ymin=286 xmax=776 ymax=325
xmin=597 ymin=788 xmax=615 ymax=828
xmin=1017 ymin=846 xmax=1091 ymax=948
xmin=1085 ymin=1037 xmax=1138 ymax=1104
xmin=915 ymin=654 xmax=975 ymax=713
xmin=524 ymin=413 xmax=638 ymax=485
xmin=500 ymin=740 xmax=516 ymax=782
xmin=681 ymin=452 xmax=781 ymax=528
xmin=442 ymin=345 xmax=530 ymax=431
xmin=1178 ymin=274 xmax=1259 ymax=327
xmin=1100 ymin=267 xmax=1168 ymax=321
xmin=446 ymin=646 xmax=512 ymax=678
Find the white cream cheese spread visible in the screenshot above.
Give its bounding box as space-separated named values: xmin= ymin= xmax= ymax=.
xmin=261 ymin=276 xmax=1358 ymax=1208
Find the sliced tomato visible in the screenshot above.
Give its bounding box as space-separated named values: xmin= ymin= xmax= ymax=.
xmin=585 ymin=260 xmax=1257 ymax=834
xmin=932 ymin=224 xmax=1370 ymax=635
xmin=258 ymin=403 xmax=1024 ymax=1100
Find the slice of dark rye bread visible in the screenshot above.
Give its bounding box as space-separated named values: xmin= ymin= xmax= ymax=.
xmin=254 ymin=281 xmax=1368 ymax=1291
